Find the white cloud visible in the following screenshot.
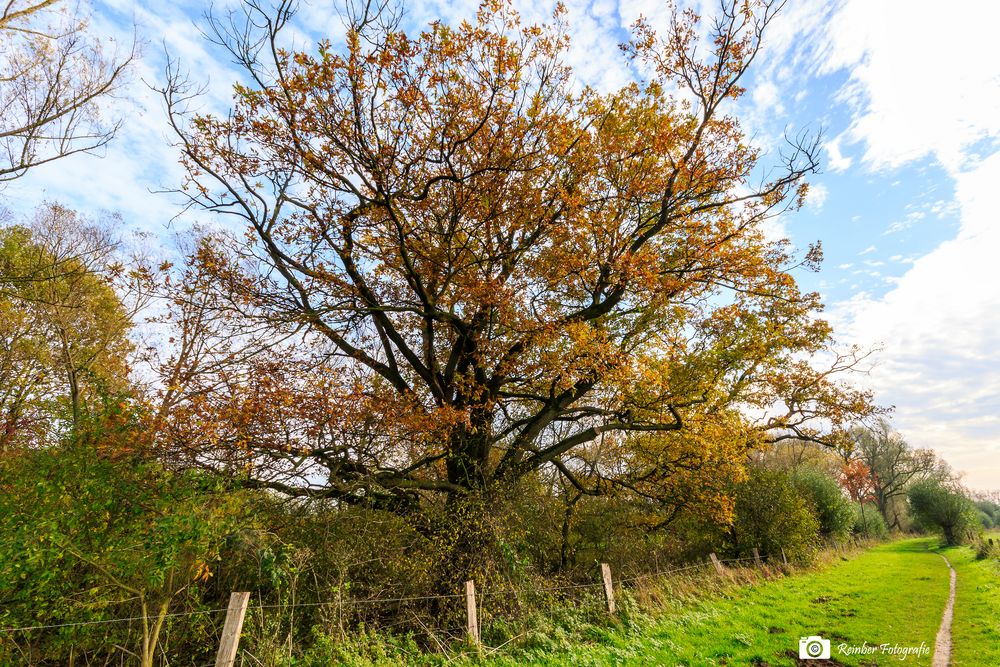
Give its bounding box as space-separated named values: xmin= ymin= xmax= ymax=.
xmin=752 ymin=80 xmax=784 ymax=116
xmin=820 ymin=0 xmax=1000 ymax=174
xmin=805 ymin=182 xmax=828 ymax=211
xmin=824 ymin=135 xmax=853 ymax=172
xmin=807 ymin=0 xmax=1000 ymax=488
xmin=858 ymin=245 xmax=877 ymax=255
xmin=833 ymin=152 xmax=1000 ymax=490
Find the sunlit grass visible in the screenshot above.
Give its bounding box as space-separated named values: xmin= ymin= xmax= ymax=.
xmin=483 ymin=538 xmax=948 ymax=666
xmin=945 ymin=540 xmax=1000 ymax=666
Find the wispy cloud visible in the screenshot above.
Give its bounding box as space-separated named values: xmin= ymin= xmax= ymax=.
xmin=833 ymin=152 xmax=1000 ymax=490
xmin=818 ymin=0 xmax=1000 ymax=174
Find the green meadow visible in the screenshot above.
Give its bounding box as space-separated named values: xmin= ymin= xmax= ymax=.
xmin=472 ymin=538 xmax=994 ymax=667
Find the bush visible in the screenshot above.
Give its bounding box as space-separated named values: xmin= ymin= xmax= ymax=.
xmin=792 ymin=467 xmax=855 ymax=540
xmin=729 ymin=467 xmax=820 ymax=562
xmin=852 ymin=503 xmax=888 ymax=540
xmin=975 ymin=536 xmax=1000 ymax=561
xmin=0 ymin=438 xmax=243 ymax=666
xmin=974 ymin=500 xmax=999 ymax=528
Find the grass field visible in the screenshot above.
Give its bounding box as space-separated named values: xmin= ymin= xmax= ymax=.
xmin=482 ymin=538 xmax=950 ymax=666
xmin=945 ymin=535 xmax=1000 ymax=666
xmin=324 ymin=537 xmax=998 ymax=666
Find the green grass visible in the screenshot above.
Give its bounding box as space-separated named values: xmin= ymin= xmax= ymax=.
xmin=483 ymin=538 xmax=950 ymax=666
xmin=943 ymin=539 xmax=1000 ymax=666
xmin=299 ymin=537 xmax=997 ymax=666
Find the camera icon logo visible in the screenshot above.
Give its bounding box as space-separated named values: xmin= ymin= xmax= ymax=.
xmin=799 ymin=635 xmax=831 ymax=660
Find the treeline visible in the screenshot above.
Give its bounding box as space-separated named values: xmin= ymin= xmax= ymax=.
xmin=1 ymin=0 xmax=996 ymax=665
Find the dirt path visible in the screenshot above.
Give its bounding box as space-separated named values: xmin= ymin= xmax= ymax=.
xmin=932 ymin=553 xmax=956 ymax=667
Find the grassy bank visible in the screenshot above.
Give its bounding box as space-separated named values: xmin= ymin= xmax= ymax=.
xmin=303 ymin=538 xmax=960 ymax=666
xmin=945 ymin=535 xmax=1000 ymax=666
xmin=480 ymin=538 xmax=947 ymax=666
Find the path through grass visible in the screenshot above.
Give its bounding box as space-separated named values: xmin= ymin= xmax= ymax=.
xmin=942 ymin=540 xmax=1000 ymax=666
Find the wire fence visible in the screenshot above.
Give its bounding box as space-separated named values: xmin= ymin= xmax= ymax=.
xmin=0 ymin=551 xmax=787 ymax=635
xmin=0 ymin=541 xmax=880 ymax=667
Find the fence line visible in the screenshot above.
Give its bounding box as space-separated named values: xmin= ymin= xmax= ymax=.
xmin=0 ymin=552 xmax=786 ymax=635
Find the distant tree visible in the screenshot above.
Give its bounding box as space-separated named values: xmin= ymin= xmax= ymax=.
xmin=847 ymin=420 xmax=941 ymax=529
xmin=839 ymin=458 xmax=875 ymax=504
xmin=0 ymin=204 xmax=135 ymax=444
xmin=0 ymin=0 xmax=133 ymax=183
xmin=762 ymin=439 xmax=842 ymax=476
xmin=907 ymin=479 xmax=978 ymax=546
xmin=973 ymin=499 xmax=999 ymax=529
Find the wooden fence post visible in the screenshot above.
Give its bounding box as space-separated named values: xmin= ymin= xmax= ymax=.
xmin=215 ymin=592 xmax=250 ymax=667
xmin=600 ymin=563 xmax=616 ymax=614
xmin=709 ymin=552 xmax=725 ymax=576
xmin=465 ymin=580 xmax=480 ymax=646
xmin=781 ymin=548 xmax=788 ymax=566
xmin=752 ymin=547 xmax=763 ymax=568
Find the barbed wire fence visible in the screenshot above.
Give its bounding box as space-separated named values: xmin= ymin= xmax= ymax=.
xmin=0 ymin=538 xmax=870 ymax=666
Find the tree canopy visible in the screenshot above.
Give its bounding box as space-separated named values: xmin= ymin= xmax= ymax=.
xmin=156 ymin=0 xmax=876 ymax=519
xmin=0 ymin=0 xmax=133 ymax=183
xmin=0 ymin=205 xmax=133 ymax=447
xmin=907 ymin=478 xmax=978 ymax=546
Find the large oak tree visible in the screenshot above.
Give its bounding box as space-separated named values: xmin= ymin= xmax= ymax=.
xmin=159 ymin=0 xmax=876 ymax=521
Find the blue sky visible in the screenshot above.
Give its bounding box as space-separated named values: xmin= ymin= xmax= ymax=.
xmin=5 ymin=0 xmax=1000 ymax=489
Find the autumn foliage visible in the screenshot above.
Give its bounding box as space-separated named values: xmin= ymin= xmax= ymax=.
xmin=155 ymin=0 xmax=876 ymax=528
xmin=1 ymin=1 xmax=976 ymax=664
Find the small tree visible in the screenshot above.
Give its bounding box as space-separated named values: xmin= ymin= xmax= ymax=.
xmin=0 ymin=205 xmax=135 ymax=445
xmin=0 ymin=412 xmax=242 ymax=666
xmin=730 ymin=467 xmax=820 ymax=561
xmin=907 ymin=479 xmax=978 ymax=546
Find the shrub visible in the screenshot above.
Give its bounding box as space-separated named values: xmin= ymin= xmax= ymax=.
xmin=975 ymin=536 xmax=999 ymax=561
xmin=0 ymin=439 xmax=243 ymax=666
xmin=852 ymin=503 xmax=888 ymax=540
xmin=792 ymin=467 xmax=855 ymax=540
xmin=729 ymin=467 xmax=820 ymax=562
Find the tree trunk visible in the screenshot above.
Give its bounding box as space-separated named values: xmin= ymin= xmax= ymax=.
xmin=875 ymin=490 xmax=891 ymax=526
xmin=446 ymin=407 xmax=493 ymax=490
xmin=558 ymin=494 xmax=580 ymax=572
